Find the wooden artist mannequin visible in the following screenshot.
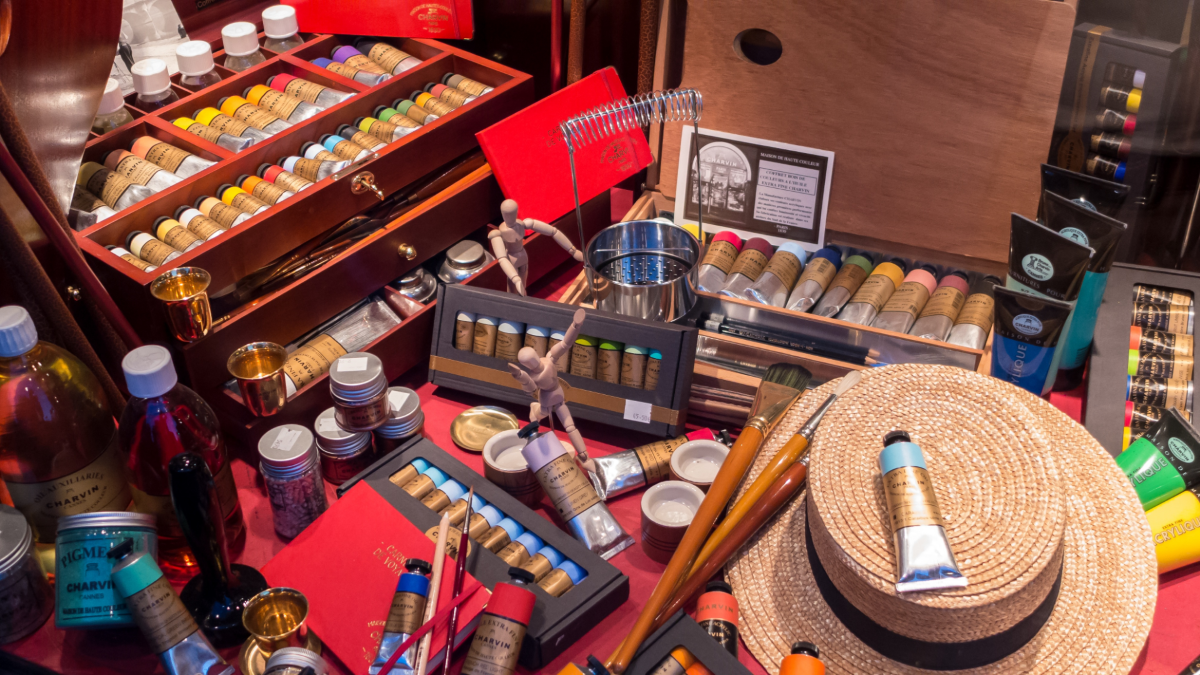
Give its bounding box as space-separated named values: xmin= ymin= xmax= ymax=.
xmin=490 ymin=199 xmax=585 ymax=295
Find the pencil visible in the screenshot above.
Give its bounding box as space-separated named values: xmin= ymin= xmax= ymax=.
xmin=441 ymin=487 xmax=474 ymax=675
xmin=414 ymin=512 xmax=450 ymax=675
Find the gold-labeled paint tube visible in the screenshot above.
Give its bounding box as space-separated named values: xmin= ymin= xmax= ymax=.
xmin=591 ymin=429 xmax=719 ymax=499
xmin=368 ymin=559 xmax=431 ymax=674
xmin=1133 ymin=301 xmax=1195 ymax=335
xmin=1134 ymin=284 xmax=1193 ymax=307
xmin=274 ymin=298 xmax=401 ymax=397
xmin=1129 ymin=350 xmax=1194 ymax=380
xmin=1131 ymin=326 xmax=1194 ymax=357
xmin=1128 ymin=376 xmax=1194 ymax=411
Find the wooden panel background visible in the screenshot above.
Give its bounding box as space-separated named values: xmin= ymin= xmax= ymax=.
xmin=657 ymin=0 xmax=1077 ymax=266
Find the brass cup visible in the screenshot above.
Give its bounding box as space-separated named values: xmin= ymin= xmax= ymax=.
xmin=150 ymin=267 xmax=213 ymax=342
xmin=227 ymin=342 xmax=289 ymax=417
xmin=242 ymin=587 xmax=310 ymax=657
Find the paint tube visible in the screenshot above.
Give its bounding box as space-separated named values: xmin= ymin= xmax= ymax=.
xmin=590 ymin=429 xmax=720 ymax=500
xmin=521 ymin=431 xmax=634 ymax=559
xmin=696 ymin=231 xmax=743 ymax=293
xmin=908 ymin=271 xmax=969 ymax=341
xmin=280 ymin=155 xmax=349 ymax=183
xmin=244 ymin=84 xmax=322 ymax=124
xmin=837 ymin=259 xmax=907 ymax=326
xmin=947 ymin=275 xmax=1001 ymax=349
xmin=786 ymin=247 xmax=842 ymax=312
xmin=1041 ymin=191 xmax=1127 ymax=389
xmin=812 ymin=253 xmax=873 ymax=317
xmin=71 ymin=189 xmax=117 ymax=229
xmin=1133 ymin=284 xmax=1194 ymax=308
xmin=878 ymin=431 xmax=967 ymax=592
xmin=717 ymin=238 xmax=773 ymax=299
xmin=870 ymin=265 xmax=938 ymax=333
xmin=103 ymin=149 xmax=182 ymax=193
xmin=1005 ymin=214 xmax=1093 ymax=394
xmin=1128 ymin=376 xmax=1194 ymax=412
xmin=368 ymin=558 xmax=431 ymax=674
xmin=1131 ymin=326 xmax=1194 ymax=357
xmin=1116 ymin=408 xmax=1200 ymax=510
xmin=991 ymin=287 xmax=1072 ymax=395
xmin=1145 ymin=485 xmax=1200 ymax=574
xmin=1038 ymin=163 xmax=1129 ymax=218
xmin=745 ymin=242 xmax=809 ymax=307
xmin=108 ymin=541 xmax=234 ymax=675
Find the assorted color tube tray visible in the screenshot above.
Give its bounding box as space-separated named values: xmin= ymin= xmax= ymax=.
xmin=337 ymin=436 xmax=629 ymax=669
xmin=623 ymin=612 xmax=753 ymax=675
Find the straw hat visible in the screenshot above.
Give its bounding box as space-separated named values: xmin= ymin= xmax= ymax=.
xmin=728 ymin=364 xmax=1156 ymax=674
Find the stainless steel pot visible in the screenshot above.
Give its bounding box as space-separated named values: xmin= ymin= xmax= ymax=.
xmin=585 ymin=220 xmax=700 ymax=322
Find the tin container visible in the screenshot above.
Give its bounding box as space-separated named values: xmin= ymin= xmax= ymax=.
xmin=259 ymin=425 xmax=328 ymax=539
xmin=585 ymin=220 xmax=701 ymax=322
xmin=373 ymin=387 xmax=425 ymax=455
xmin=329 ymin=352 xmax=390 ymax=431
xmin=482 ymin=429 xmax=541 ymax=507
xmin=0 ymin=506 xmax=53 ymax=643
xmin=314 ymin=407 xmax=375 ymax=485
xmin=54 ymin=512 xmax=157 ymax=629
xmin=264 ymin=647 xmax=330 ymax=675
xmin=394 ymin=266 xmax=439 ymax=303
xmin=438 ymin=240 xmax=494 ymax=284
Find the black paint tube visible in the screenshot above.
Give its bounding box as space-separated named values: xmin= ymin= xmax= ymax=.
xmin=1041 ymin=191 xmax=1127 ymax=274
xmin=991 ymin=287 xmax=1073 ymax=395
xmin=1038 ymin=163 xmax=1130 ymax=219
xmin=1007 ymin=214 xmax=1094 ymax=302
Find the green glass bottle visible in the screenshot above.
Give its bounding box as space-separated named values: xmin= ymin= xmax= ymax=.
xmin=0 ymin=306 xmax=132 ymax=572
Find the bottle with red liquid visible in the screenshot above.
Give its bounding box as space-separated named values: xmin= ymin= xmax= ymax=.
xmin=119 ymin=346 xmax=244 ymax=576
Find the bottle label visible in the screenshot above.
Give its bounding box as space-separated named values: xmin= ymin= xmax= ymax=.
xmin=72 ymin=189 xmax=108 ymax=213
xmin=229 ymin=192 xmax=265 ymax=214
xmin=882 ymin=465 xmax=945 ymax=530
xmin=880 ymin=280 xmax=932 ymax=318
xmin=86 ymin=167 xmax=133 ymax=209
xmin=405 ymin=106 xmax=432 ymax=124
xmin=728 ymin=249 xmax=768 ymax=281
xmin=125 ymin=575 xmax=198 ymax=653
xmin=762 ymin=251 xmax=802 ymax=290
xmin=829 ymin=263 xmax=869 ymax=294
xmin=535 ymin=453 xmax=601 ymax=521
xmin=494 ymin=332 xmax=523 ymax=362
xmin=645 ymin=358 xmax=661 ymax=391
xmin=272 ymin=170 xmax=312 ymax=193
xmin=113 ymin=155 xmax=163 ymax=185
xmin=290 ymin=158 xmax=325 ymax=182
xmin=955 ymin=293 xmax=995 ymax=331
xmin=797 ymin=256 xmax=837 ymax=290
xmin=254 ymin=90 xmax=302 ymax=120
xmin=323 ymin=61 xmax=362 ymax=79
xmin=138 ymin=239 xmax=179 ymax=266
xmin=367 ymin=44 xmax=411 ymax=74
xmin=283 ymin=334 xmax=348 ymax=391
xmin=1134 ymin=302 xmax=1191 ymax=334
xmin=159 ymin=226 xmax=200 ymax=252
xmin=383 ymin=591 xmax=426 ymax=634
xmin=184 ymin=122 xmax=225 ymax=145
xmin=284 ymin=78 xmax=327 ymax=104
xmin=119 ymin=251 xmax=155 ymax=271
xmin=455 ymin=319 xmax=475 ymax=350
xmin=849 ymin=275 xmax=897 ymax=312
xmin=569 ymin=344 xmax=597 ymax=377
xmin=3 ymin=435 xmax=131 ymax=543
xmin=633 ymin=435 xmax=690 ymax=483
xmin=205 ymin=113 xmax=251 ymax=137
xmin=230 ymin=103 xmax=279 ymax=130
xmin=439 ymin=88 xmax=472 ymax=107
xmin=349 ymin=130 xmax=381 ymax=150
xmin=344 ymin=54 xmax=386 ymax=74
xmin=249 ymin=180 xmax=290 ymax=204
xmin=203 ymin=201 xmax=245 ymax=228
xmin=598 ymin=349 xmax=623 ymax=383
xmin=142 ymin=142 xmax=192 ymax=173
xmin=918 ymin=286 xmax=965 ymax=320
xmin=461 ymin=613 xmax=527 ymax=675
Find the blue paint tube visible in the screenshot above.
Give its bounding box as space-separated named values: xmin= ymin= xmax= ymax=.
xmin=1041 ymin=191 xmax=1127 ymax=391
xmin=991 ymin=287 xmax=1073 ymax=395
xmin=1004 ymin=214 xmax=1093 ymax=395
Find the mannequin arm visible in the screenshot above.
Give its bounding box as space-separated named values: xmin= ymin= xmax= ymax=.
xmin=507 ymin=363 xmax=538 ymax=395
xmin=526 ymin=218 xmax=585 ymax=263
xmin=495 ymin=256 xmax=525 ymax=295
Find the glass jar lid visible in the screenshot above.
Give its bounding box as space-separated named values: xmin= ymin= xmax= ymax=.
xmin=377 ymin=387 xmax=424 ymax=438
xmin=57 ymin=511 xmax=156 ymax=534
xmin=0 ymin=505 xmax=32 ymax=578
xmin=265 ymin=646 xmax=329 ymax=674
xmin=259 ymin=424 xmax=319 ymax=479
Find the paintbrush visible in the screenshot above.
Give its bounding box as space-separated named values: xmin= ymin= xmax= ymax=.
xmin=441 ymin=486 xmax=475 ymax=675
xmin=606 ymin=363 xmax=812 ymax=674
xmin=689 ymin=370 xmax=863 ymax=574
xmin=414 ymin=512 xmax=450 ymax=675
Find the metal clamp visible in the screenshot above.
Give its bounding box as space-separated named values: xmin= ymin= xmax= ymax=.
xmin=397 ymin=243 xmax=417 ymax=260
xmin=351 ymin=172 xmax=385 ymax=201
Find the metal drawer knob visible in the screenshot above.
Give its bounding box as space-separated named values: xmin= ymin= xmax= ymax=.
xmin=398 ymin=243 xmax=417 ymax=260
xmin=351 ymin=171 xmax=384 ymax=201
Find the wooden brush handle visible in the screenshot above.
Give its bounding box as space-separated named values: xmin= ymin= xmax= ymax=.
xmin=690 ymin=434 xmax=809 ymax=574
xmin=607 ymin=426 xmax=765 ymax=673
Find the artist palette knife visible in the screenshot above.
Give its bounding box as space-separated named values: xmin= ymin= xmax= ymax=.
xmin=558 ymin=89 xmax=705 ymax=301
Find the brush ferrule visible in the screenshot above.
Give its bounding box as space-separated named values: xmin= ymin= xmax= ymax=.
xmin=798 ymin=394 xmax=838 ymax=440
xmin=746 ymin=416 xmax=770 ymax=434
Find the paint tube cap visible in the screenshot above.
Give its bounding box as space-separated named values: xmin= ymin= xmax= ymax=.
xmin=396 ymin=100 xmax=416 ymax=115
xmin=599 ymin=339 xmax=624 ymax=351
xmin=257 ymin=163 xmax=276 ymax=179
xmin=102 ymin=149 xmax=133 ymax=171
xmin=520 ymin=431 xmax=571 ymax=473
xmin=1129 ymin=326 xmax=1143 ymax=350
xmin=244 ymin=84 xmax=271 ymax=104
xmin=905 ymin=268 xmax=938 ymax=295
xmin=670 ymin=648 xmax=697 ymax=669
xmin=1124 ymin=113 xmax=1138 ymax=135
xmin=650 ymin=349 xmax=663 ymax=360
xmin=222 ymin=22 xmax=260 ymax=57
xmin=937 ymin=270 xmax=970 ymax=295
xmin=354 ymin=38 xmax=380 ymax=54
xmin=321 ymin=135 xmax=344 ymax=153
xmin=426 ymin=83 xmax=441 ymax=94
xmin=262 ymin=5 xmax=299 ymax=39
xmin=313 ymin=57 xmax=334 ymax=68
xmin=705 ymin=579 xmax=732 ymax=594
xmin=742 ymin=237 xmax=774 ymax=257
xmin=437 ymin=480 xmax=466 ymax=503
xmin=538 ymin=546 xmax=565 ymax=567
xmin=972 ymin=275 xmax=1002 ymax=297
xmin=109 ymin=546 xmax=163 ymax=598
xmin=791 ymin=641 xmax=820 ymax=658
xmin=1115 ymin=161 xmax=1127 ymax=181
xmin=123 ymin=345 xmax=178 ymax=399
xmin=477 ymin=505 xmax=504 ymax=527
xmin=1127 ymin=349 xmax=1142 ymax=376
xmin=813 ymin=246 xmax=842 ymax=269
xmin=555 ymin=559 xmax=587 ymax=585
xmin=194 ymin=107 xmax=221 ymax=126
xmin=337 ymin=124 xmax=361 ymax=141
xmin=396 ymin=569 xmax=430 ymax=595
xmin=281 ymin=157 xmax=301 ymax=173
xmin=268 ymin=73 xmax=292 ymax=91
xmin=624 ymin=344 xmax=648 ymax=355
xmin=466 ymin=493 xmax=486 ymax=512
xmin=550 ymin=329 xmax=566 ymax=340
xmin=405 ymin=558 xmax=432 ymax=575
xmin=515 ymin=532 xmax=543 ymax=554
xmin=176 ymin=40 xmax=215 ymax=77
xmin=332 ymin=45 xmax=364 ymax=63
xmin=300 ymin=141 xmax=323 ymax=159
xmin=687 ymin=428 xmax=718 ymax=443
xmin=712 ymin=230 xmax=743 ymax=252
xmin=220 ymin=96 xmax=252 ymax=118
xmin=1126 ymin=89 xmax=1142 ymax=114
xmin=527 ymin=325 xmax=550 ymax=338
xmin=443 ymin=73 xmax=461 ymax=86
xmin=99 ymin=78 xmax=125 ymax=115
xmin=845 ymin=254 xmax=874 ymax=273
xmin=776 ymin=241 xmax=809 ymax=262
xmin=575 ymin=334 xmax=599 ymax=347
xmin=496 ymin=517 xmax=523 ymax=541
xmin=587 ymin=656 xmax=611 ymax=675
xmin=131 ymin=58 xmax=171 ymax=96
xmin=879 ymin=437 xmax=926 ymax=474
xmin=456 ymin=311 xmax=477 ymax=323
xmin=407 ymin=458 xmax=431 ymax=475
xmin=873 ymin=261 xmax=906 ymax=289
xmin=1124 ymin=400 xmax=1135 ymax=427
xmin=0 ymin=306 xmax=37 ymax=357
xmin=132 ymin=136 xmax=168 ymax=161
xmin=491 ymin=577 xmax=537 ymax=624
xmin=421 ymin=466 xmax=450 ymax=487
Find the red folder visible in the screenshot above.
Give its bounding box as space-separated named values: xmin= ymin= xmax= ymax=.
xmin=476 ymin=67 xmax=653 ymax=223
xmin=283 ymin=0 xmax=473 ymax=40
xmin=262 ymin=482 xmax=490 ymax=673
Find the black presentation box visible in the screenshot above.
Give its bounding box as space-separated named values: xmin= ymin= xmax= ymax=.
xmin=1085 ymin=262 xmax=1200 ymax=456
xmin=338 ymin=437 xmax=630 ymax=669
xmin=427 ymin=284 xmax=698 ymax=437
xmin=623 ymin=612 xmax=755 ymax=675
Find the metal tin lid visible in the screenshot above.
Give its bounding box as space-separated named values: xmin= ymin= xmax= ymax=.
xmin=259 ymin=424 xmax=319 ymax=479
xmin=376 ymin=387 xmax=424 ymax=438
xmin=446 ymin=240 xmax=485 ymax=268
xmin=314 ymin=407 xmax=373 ymax=455
xmin=57 ymin=511 xmax=156 ymax=534
xmin=0 ymin=505 xmax=32 ymax=578
xmin=265 ymin=647 xmax=329 ymax=674
xmin=329 ymin=352 xmax=386 ymax=402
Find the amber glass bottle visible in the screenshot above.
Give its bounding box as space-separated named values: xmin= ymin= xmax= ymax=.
xmin=119 ymin=345 xmax=244 ymax=576
xmin=0 ymin=306 xmax=132 ymax=572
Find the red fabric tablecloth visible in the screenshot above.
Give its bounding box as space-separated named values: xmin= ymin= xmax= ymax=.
xmin=4 ymin=261 xmax=1195 ymax=674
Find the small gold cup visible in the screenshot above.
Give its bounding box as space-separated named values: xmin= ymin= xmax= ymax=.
xmin=151 ymin=267 xmax=212 ymax=342
xmin=227 ymin=342 xmax=289 ymax=417
xmin=242 ymin=587 xmax=310 ymax=657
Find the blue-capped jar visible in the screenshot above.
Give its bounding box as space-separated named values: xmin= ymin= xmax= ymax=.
xmin=54 ymin=511 xmax=157 ymax=629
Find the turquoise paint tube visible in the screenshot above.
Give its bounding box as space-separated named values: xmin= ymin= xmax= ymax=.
xmin=1004 ymin=214 xmax=1093 ymax=396
xmin=1041 ymin=191 xmax=1127 ymax=391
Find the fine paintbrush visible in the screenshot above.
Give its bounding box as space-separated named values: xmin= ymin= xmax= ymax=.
xmin=689 ymin=370 xmax=863 ymax=574
xmin=441 ymin=486 xmax=475 ymax=675
xmin=606 ymin=363 xmax=812 ymax=674
xmin=414 ymin=512 xmax=450 ymax=675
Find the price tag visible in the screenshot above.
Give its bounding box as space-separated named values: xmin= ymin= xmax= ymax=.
xmin=389 ymin=390 xmax=410 ymax=413
xmin=624 ymin=399 xmax=653 ymax=424
xmin=337 ymin=357 xmax=368 ymax=372
xmin=318 ymin=418 xmax=340 ymax=433
xmin=270 ymin=427 xmax=302 ymax=452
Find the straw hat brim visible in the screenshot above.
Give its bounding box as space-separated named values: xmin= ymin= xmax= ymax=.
xmin=727 ymin=365 xmax=1157 ymax=674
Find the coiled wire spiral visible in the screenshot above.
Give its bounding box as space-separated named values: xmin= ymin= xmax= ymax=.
xmin=558 ymin=88 xmax=704 ymax=300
